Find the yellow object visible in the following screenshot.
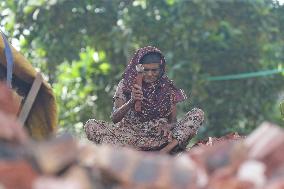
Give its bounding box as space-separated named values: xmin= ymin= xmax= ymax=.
xmin=0 ymin=37 xmax=57 ymax=140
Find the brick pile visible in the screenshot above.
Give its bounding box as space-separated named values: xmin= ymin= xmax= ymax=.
xmin=0 ymin=83 xmax=283 ymax=189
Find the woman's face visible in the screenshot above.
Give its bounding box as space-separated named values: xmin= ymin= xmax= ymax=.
xmin=142 ymin=63 xmax=161 ymax=83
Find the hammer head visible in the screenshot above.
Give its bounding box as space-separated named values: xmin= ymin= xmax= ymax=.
xmin=135 ymin=64 xmax=144 ymax=73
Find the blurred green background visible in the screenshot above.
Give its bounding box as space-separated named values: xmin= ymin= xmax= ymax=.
xmin=1 ymin=0 xmax=283 ymax=139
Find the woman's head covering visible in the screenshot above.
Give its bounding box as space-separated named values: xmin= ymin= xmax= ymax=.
xmin=139 ymin=52 xmax=162 ymax=64
xmin=123 ymin=46 xmax=165 ymax=87
xmin=122 ymin=46 xmax=187 ymax=121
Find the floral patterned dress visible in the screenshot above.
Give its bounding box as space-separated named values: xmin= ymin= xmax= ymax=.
xmin=84 ymin=79 xmax=204 ymax=151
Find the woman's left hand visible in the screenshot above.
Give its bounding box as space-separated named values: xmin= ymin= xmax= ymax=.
xmin=157 ymin=124 xmax=173 ymax=141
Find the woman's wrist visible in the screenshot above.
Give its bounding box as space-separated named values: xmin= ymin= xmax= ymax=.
xmin=128 ymin=98 xmax=135 ymax=106
xmin=167 ymin=123 xmax=175 ymax=130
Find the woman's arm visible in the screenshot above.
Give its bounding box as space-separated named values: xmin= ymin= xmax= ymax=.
xmin=111 ymin=98 xmax=134 ymax=124
xmin=168 ymin=105 xmax=177 ymax=123
xmin=111 ymin=84 xmax=143 ymax=124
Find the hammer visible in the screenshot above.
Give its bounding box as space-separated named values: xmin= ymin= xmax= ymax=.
xmin=135 ymin=64 xmax=144 ymax=112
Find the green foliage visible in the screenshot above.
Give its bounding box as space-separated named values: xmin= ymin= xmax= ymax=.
xmin=53 ymin=47 xmax=114 ymax=134
xmin=1 ymin=0 xmax=283 ymax=138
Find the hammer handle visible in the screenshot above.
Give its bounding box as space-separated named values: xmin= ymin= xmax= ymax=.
xmin=135 ymin=73 xmax=143 ymax=112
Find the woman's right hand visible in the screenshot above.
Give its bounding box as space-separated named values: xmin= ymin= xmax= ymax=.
xmin=131 ymin=84 xmax=143 ymax=101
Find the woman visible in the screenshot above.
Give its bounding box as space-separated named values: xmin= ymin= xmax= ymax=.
xmin=84 ymin=46 xmax=204 ymax=153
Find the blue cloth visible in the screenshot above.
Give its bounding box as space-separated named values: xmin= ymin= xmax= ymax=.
xmin=1 ymin=31 xmax=14 ymax=88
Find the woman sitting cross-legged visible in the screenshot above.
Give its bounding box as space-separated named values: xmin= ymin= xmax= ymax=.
xmin=84 ymin=46 xmax=204 ymax=154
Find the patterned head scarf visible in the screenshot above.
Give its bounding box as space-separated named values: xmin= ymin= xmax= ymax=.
xmin=122 ymin=46 xmax=187 ymax=121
